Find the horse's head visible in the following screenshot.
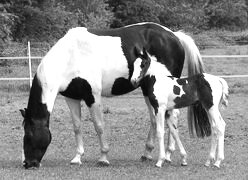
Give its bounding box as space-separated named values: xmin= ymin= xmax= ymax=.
xmin=131 ymin=47 xmax=151 ymax=87
xmin=20 ymin=108 xmax=51 ymax=169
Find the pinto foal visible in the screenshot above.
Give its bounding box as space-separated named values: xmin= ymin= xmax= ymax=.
xmin=131 ymin=48 xmax=228 ymax=168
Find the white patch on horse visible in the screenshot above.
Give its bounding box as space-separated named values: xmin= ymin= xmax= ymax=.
xmin=37 ymin=27 xmax=129 ymax=110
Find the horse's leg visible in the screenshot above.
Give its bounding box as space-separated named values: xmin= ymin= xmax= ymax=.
xmin=164 ymin=109 xmax=179 ymax=163
xmin=141 ymin=97 xmax=156 ymax=161
xmin=167 ymin=112 xmax=187 ymax=166
xmin=65 ymin=97 xmax=84 ymax=165
xmin=155 ymin=106 xmax=166 ymax=168
xmin=88 ymin=95 xmax=110 ymax=166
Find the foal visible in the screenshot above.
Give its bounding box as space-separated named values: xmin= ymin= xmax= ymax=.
xmin=131 ymin=48 xmax=228 ymax=168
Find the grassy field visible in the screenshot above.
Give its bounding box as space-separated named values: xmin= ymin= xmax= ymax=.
xmin=0 ymin=45 xmax=248 ymax=179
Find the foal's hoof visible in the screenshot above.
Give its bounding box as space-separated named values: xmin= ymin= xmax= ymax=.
xmin=155 ymin=162 xmax=163 ymax=168
xmin=213 ymin=162 xmax=220 ymax=169
xmin=141 ymin=155 xmax=152 ymax=162
xmin=97 ymin=160 xmax=110 ymax=167
xmin=164 ymin=159 xmax=171 ymax=164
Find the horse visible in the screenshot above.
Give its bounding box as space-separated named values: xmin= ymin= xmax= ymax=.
xmin=20 ymin=22 xmax=205 ymax=169
xmin=131 ymin=47 xmax=228 ymax=168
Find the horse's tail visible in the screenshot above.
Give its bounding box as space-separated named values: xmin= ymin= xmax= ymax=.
xmin=219 ymin=77 xmax=229 ymax=107
xmin=173 ymin=31 xmax=205 ymax=76
xmin=174 ymin=31 xmax=211 ymax=138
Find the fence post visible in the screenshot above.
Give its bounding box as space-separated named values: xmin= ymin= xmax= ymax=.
xmin=28 ymin=41 xmax=32 ymax=88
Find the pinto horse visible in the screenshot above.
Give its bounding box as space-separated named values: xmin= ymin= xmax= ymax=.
xmin=20 ymin=22 xmax=205 ymax=169
xmin=131 ymin=47 xmax=228 ymax=168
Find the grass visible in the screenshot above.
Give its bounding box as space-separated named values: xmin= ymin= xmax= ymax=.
xmin=0 ymin=91 xmax=248 ymax=179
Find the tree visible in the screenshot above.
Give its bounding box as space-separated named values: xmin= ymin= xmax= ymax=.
xmin=108 ymin=0 xmax=162 ymax=28
xmin=204 ymin=0 xmax=248 ymax=30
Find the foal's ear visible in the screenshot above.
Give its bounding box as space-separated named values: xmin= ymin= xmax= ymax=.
xmin=20 ymin=109 xmax=26 ymax=118
xmin=134 ymin=46 xmax=142 ymax=57
xmin=142 ymin=47 xmax=149 ymax=59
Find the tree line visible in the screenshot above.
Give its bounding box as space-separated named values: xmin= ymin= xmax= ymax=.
xmin=1 ymin=0 xmax=248 ymax=44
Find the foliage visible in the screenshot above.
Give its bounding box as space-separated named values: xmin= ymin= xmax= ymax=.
xmin=0 ymin=0 xmax=248 ymax=43
xmin=204 ymin=0 xmax=248 ymax=30
xmin=109 ymin=0 xmax=162 ymax=28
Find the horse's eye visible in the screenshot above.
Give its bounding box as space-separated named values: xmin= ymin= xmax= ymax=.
xmin=140 ymin=63 xmax=145 ymax=68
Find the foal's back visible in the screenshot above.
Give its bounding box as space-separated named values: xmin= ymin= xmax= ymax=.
xmin=157 ymin=73 xmax=224 ymax=110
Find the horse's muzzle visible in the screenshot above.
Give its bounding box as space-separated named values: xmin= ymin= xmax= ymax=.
xmin=23 ymin=160 xmax=41 ymax=169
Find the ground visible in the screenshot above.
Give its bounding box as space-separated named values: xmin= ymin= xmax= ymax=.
xmin=0 ymin=45 xmax=248 ymax=179
xmin=0 ymin=85 xmax=248 ymax=179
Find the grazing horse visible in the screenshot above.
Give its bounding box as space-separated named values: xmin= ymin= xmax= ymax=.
xmin=131 ymin=48 xmax=228 ymax=168
xmin=20 ymin=22 xmax=205 ymax=169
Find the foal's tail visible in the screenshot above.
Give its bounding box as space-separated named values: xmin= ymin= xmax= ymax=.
xmin=219 ymin=77 xmax=229 ymax=107
xmin=174 ymin=31 xmax=211 ymax=138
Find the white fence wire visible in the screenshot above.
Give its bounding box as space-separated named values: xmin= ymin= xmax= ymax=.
xmin=0 ymin=42 xmax=248 ymax=88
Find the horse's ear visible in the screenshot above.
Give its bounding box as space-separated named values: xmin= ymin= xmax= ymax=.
xmin=20 ymin=109 xmax=26 ymax=118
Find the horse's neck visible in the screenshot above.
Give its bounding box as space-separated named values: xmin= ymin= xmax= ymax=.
xmin=27 ymin=74 xmax=50 ymax=119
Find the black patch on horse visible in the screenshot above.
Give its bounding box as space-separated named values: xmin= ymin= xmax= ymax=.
xmin=26 ymin=74 xmax=50 ymax=121
xmin=60 ymin=77 xmax=95 ymax=107
xmin=173 ymin=77 xmax=198 ymax=109
xmin=88 ymin=23 xmax=185 ymax=78
xmin=22 ymin=74 xmax=52 ymax=169
xmin=174 ymin=74 xmax=212 ymax=137
xmin=196 ymin=74 xmax=214 ymax=110
xmin=177 ymin=78 xmax=187 ymax=85
xmin=111 ymin=77 xmax=136 ymax=95
xmin=173 ymin=85 xmax=181 ymax=95
xmin=140 ymin=75 xmax=159 ymax=115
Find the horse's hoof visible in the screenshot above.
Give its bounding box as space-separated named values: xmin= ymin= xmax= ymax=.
xmin=70 ymin=159 xmax=82 ymax=165
xmin=155 ymin=160 xmax=164 ymax=168
xmin=205 ymin=161 xmax=211 ymax=167
xmin=164 ymin=159 xmax=171 ymax=164
xmin=97 ymin=160 xmax=110 ymax=167
xmin=181 ymin=162 xmax=188 ymax=166
xmin=155 ymin=163 xmax=162 ymax=168
xmin=141 ymin=155 xmax=152 ymax=162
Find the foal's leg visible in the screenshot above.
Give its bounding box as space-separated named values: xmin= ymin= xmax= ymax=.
xmin=215 ymin=113 xmax=225 ymax=168
xmin=65 ymin=97 xmax=84 ymax=165
xmin=88 ymin=95 xmax=110 ymax=166
xmin=206 ymin=108 xmax=225 ymax=168
xmin=155 ymin=106 xmax=167 ymax=168
xmin=141 ymin=97 xmax=156 ymax=161
xmin=204 ymin=111 xmax=217 ymax=167
xmin=167 ymin=112 xmax=187 ymax=166
xmin=164 ymin=109 xmax=179 ymax=163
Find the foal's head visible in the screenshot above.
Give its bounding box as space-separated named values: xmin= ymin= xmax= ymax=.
xmin=131 ymin=47 xmax=152 ymax=87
